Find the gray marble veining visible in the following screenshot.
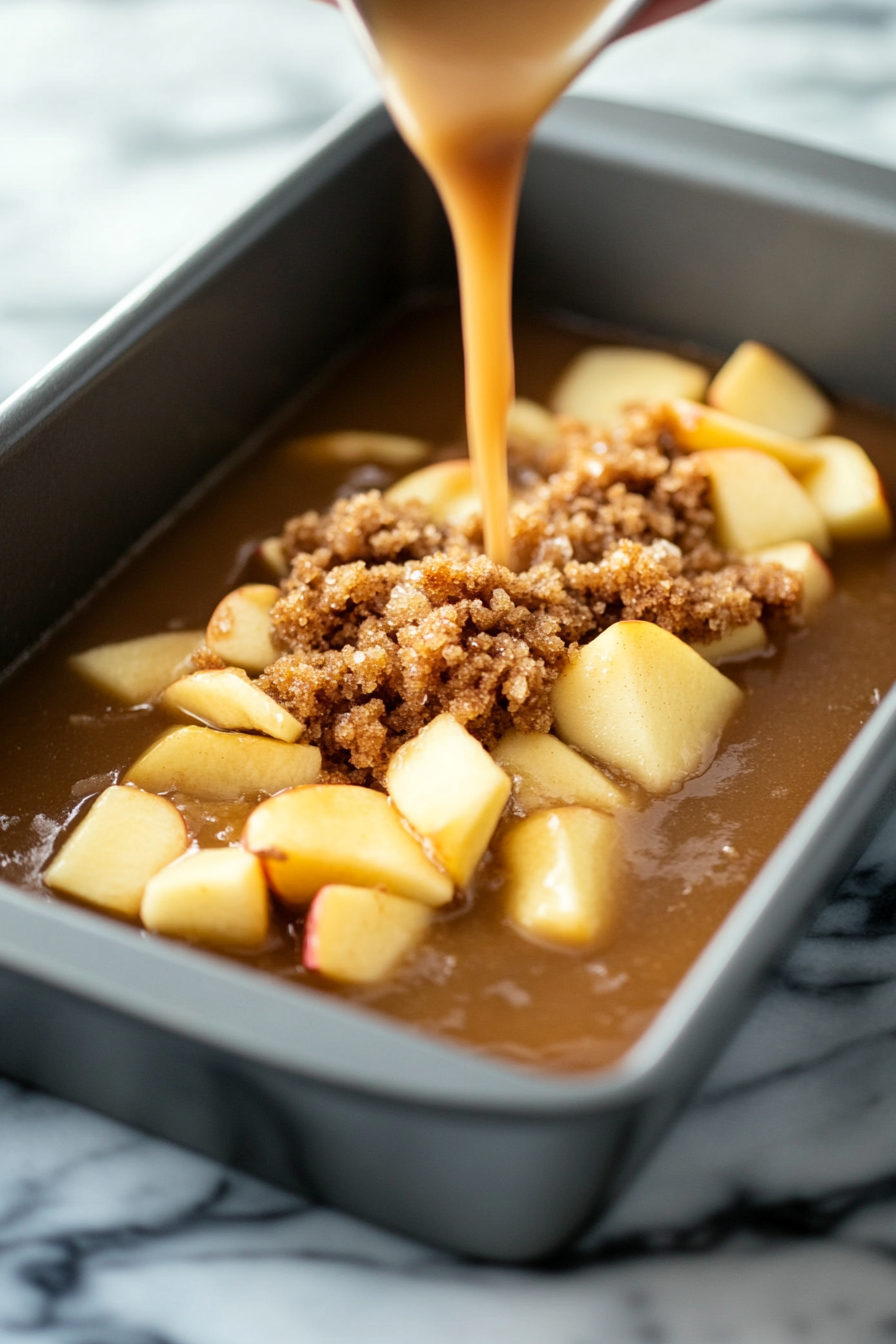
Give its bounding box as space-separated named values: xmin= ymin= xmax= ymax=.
xmin=2 ymin=2 xmax=896 ymax=1339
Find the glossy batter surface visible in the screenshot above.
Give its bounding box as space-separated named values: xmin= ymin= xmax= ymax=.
xmin=1 ymin=305 xmax=895 ymax=1073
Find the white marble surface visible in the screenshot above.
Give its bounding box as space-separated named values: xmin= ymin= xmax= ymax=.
xmin=5 ymin=0 xmax=896 ymax=403
xmin=3 ymin=1 xmax=896 ymax=1339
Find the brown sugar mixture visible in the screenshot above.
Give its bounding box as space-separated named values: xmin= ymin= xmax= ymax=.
xmin=1 ymin=305 xmax=895 ymax=1074
xmin=257 ymin=413 xmax=798 ymax=784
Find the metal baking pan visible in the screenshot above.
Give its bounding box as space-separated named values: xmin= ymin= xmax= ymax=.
xmin=1 ymin=94 xmax=895 ymax=1263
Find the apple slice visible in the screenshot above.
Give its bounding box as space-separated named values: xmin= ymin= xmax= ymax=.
xmin=258 ymin=537 xmax=289 ymax=579
xmin=507 ymin=399 xmax=557 ymax=451
xmin=44 ymin=785 xmax=187 ymax=917
xmin=503 ymin=807 xmax=618 ymax=949
xmin=162 ymin=668 xmax=301 ymax=743
xmin=385 ymin=461 xmax=480 ymax=526
xmin=70 ymin=630 xmax=203 ymax=705
xmin=304 ymin=884 xmax=431 ymax=983
xmin=206 ymin=585 xmax=280 ymax=674
xmin=125 ymin=726 xmax=320 ymax=800
xmin=800 ymin=436 xmax=894 ymax=542
xmin=666 ymin=400 xmax=821 ymax=475
xmin=707 ymin=341 xmax=833 ymax=438
xmin=551 ymin=620 xmax=743 ymax=794
xmin=551 ymin=346 xmax=709 ymax=422
xmin=386 ymin=714 xmax=510 ymax=887
xmin=291 ymin=431 xmax=429 ymax=468
xmin=700 ymin=449 xmax=830 ymax=555
xmin=507 ymin=399 xmax=565 ymax=473
xmin=749 ymin=541 xmax=834 ymax=620
xmin=492 ymin=730 xmax=631 ymax=813
xmin=691 ymin=620 xmax=767 ymax=665
xmin=141 ymin=847 xmax=269 ymax=949
xmin=243 ymin=785 xmax=453 ymax=908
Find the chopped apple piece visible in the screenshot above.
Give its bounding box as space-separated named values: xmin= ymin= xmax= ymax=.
xmin=258 ymin=537 xmax=289 ymax=579
xmin=44 ymin=785 xmax=187 ymax=917
xmin=750 ymin=541 xmax=834 ymax=620
xmin=507 ymin=399 xmax=564 ymax=473
xmin=503 ymin=807 xmax=618 ymax=949
xmin=141 ymin=847 xmax=269 ymax=949
xmin=666 ymin=400 xmax=821 ymax=475
xmin=386 ymin=714 xmax=510 ymax=886
xmin=551 ymin=621 xmax=743 ymax=794
xmin=206 ymin=585 xmax=280 ymax=674
xmin=162 ymin=669 xmax=301 ymax=743
xmin=243 ymin=785 xmax=453 ymax=908
xmin=70 ymin=630 xmax=203 ymax=705
xmin=700 ymin=449 xmax=830 ymax=555
xmin=551 ymin=346 xmax=709 ymax=422
xmin=800 ymin=436 xmax=894 ymax=542
xmin=691 ymin=620 xmax=767 ymax=665
xmin=492 ymin=730 xmax=631 ymax=813
xmin=291 ymin=431 xmax=429 ymax=468
xmin=385 ymin=460 xmax=480 ymax=526
xmin=708 ymin=341 xmax=833 ymax=438
xmin=304 ymin=884 xmax=431 ymax=983
xmin=507 ymin=398 xmax=557 ymax=451
xmin=125 ymin=726 xmax=320 ymax=800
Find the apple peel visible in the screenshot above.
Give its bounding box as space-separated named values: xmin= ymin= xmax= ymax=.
xmin=304 ymin=883 xmax=431 ymax=983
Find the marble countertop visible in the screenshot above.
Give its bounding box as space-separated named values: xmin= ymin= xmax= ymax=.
xmin=3 ymin=1 xmax=896 ymax=1339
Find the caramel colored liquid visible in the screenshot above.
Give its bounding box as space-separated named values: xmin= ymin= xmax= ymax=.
xmin=341 ymin=0 xmax=622 ymax=565
xmin=2 ymin=305 xmax=895 ymax=1074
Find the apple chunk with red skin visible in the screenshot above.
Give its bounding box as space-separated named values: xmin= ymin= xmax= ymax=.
xmin=70 ymin=630 xmax=203 ymax=705
xmin=141 ymin=847 xmax=269 ymax=949
xmin=304 ymin=884 xmax=431 ymax=984
xmin=386 ymin=713 xmax=510 ymax=887
xmin=801 ymin=437 xmax=894 ymax=542
xmin=206 ymin=584 xmax=281 ymax=674
xmin=504 ymin=807 xmax=619 ymax=949
xmin=125 ymin=726 xmax=320 ymax=800
xmin=551 ymin=621 xmax=744 ymax=794
xmin=492 ymin=730 xmax=631 ymax=813
xmin=707 ymin=341 xmax=833 ymax=439
xmin=163 ymin=668 xmax=302 ymax=743
xmin=243 ymin=784 xmax=453 ymax=908
xmin=699 ymin=449 xmax=830 ymax=555
xmin=44 ymin=785 xmax=187 ymax=917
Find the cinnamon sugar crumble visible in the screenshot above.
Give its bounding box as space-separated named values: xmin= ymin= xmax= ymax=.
xmin=230 ymin=407 xmax=799 ymax=783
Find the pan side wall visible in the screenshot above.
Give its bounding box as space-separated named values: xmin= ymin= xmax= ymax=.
xmin=0 ymin=125 xmax=449 ymax=673
xmin=519 ymin=102 xmax=896 ymax=408
xmin=0 ymin=960 xmax=647 ymax=1261
xmin=1 ymin=100 xmax=896 ymax=1259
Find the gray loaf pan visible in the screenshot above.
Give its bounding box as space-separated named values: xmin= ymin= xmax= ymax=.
xmin=1 ymin=94 xmax=896 ymax=1263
